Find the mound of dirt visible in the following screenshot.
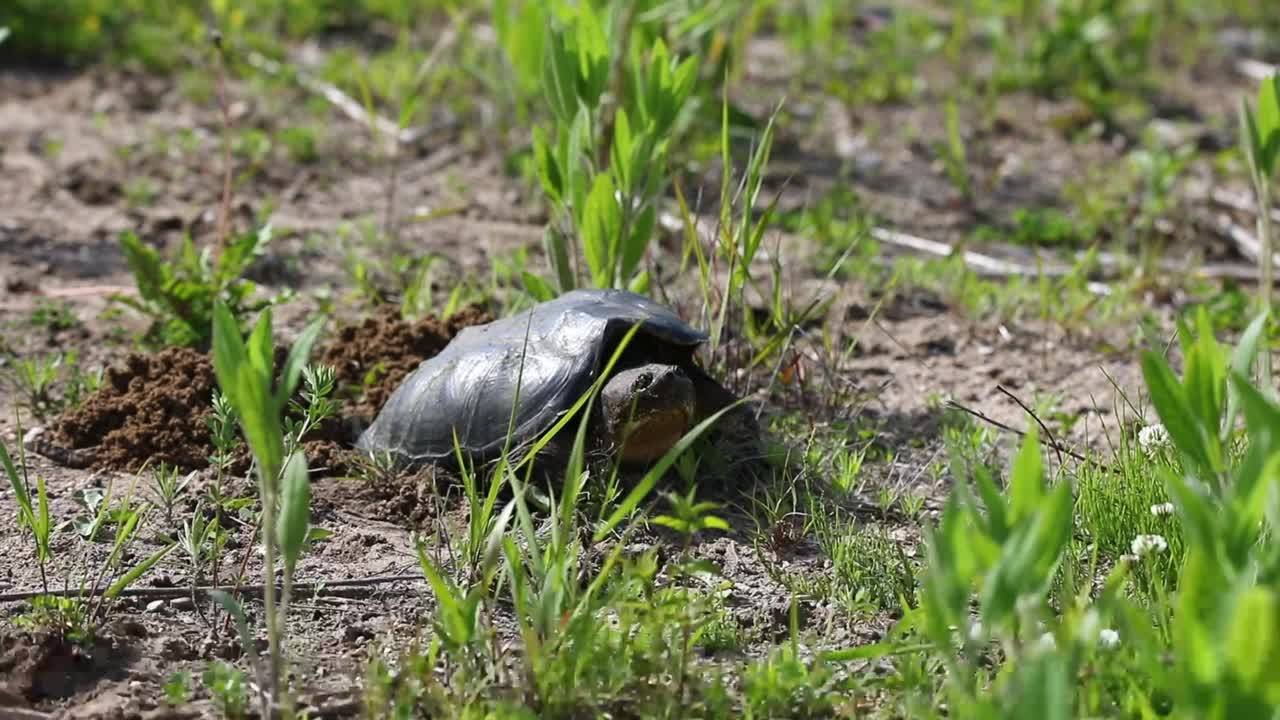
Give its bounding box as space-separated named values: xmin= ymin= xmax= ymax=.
xmin=50 ymin=347 xmax=217 ymax=472
xmin=319 ymin=303 xmax=492 ymax=420
xmin=41 ymin=304 xmax=493 ymax=474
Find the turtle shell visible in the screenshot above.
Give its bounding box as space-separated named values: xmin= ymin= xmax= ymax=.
xmin=355 ymin=289 xmax=708 ymax=465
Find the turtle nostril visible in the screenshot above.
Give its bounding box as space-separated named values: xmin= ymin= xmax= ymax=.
xmin=634 ymin=371 xmax=654 ymax=391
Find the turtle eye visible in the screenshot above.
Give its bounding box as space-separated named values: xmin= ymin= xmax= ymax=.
xmin=634 ymin=371 xmax=654 ymax=391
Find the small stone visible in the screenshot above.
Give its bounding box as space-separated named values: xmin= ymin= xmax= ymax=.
xmin=145 ymin=599 xmax=167 ymax=613
xmin=170 ymin=597 xmax=194 ymax=610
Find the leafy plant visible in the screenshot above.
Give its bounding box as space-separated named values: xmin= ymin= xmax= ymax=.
xmin=203 ymin=661 xmax=249 ymax=720
xmin=4 ymin=351 xmax=101 ymax=418
xmin=115 ymin=227 xmax=290 ymax=349
xmin=148 ymin=462 xmax=189 ymax=527
xmin=209 ymin=300 xmax=324 ymax=716
xmin=511 ymin=2 xmax=701 ymax=296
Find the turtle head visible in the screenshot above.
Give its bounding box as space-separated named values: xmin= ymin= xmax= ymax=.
xmin=601 ymin=363 xmax=697 ymax=465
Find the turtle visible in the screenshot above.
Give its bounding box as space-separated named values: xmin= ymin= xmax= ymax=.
xmin=355 ymin=288 xmax=753 ymax=469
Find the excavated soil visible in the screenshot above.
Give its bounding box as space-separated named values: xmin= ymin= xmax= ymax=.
xmin=49 ymin=347 xmax=217 ymax=472
xmin=40 ymin=305 xmax=494 ymax=476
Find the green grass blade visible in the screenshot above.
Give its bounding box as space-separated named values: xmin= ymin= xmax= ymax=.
xmin=105 ymin=541 xmax=177 ymax=598
xmin=0 ymin=439 xmax=33 ymax=521
xmin=276 ymin=316 xmax=326 ymax=409
xmin=594 ymin=398 xmax=749 ymax=542
xmin=277 ymin=451 xmax=311 ymax=573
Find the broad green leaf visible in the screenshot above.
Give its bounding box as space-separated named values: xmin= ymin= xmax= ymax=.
xmin=1258 ymin=74 xmax=1280 ymax=173
xmin=1241 ymin=98 xmax=1264 ymax=180
xmin=245 ymin=309 xmax=275 ymax=390
xmin=571 ymin=3 xmax=609 ymax=106
xmin=972 ymin=464 xmax=1009 ymax=542
xmin=611 ymin=108 xmax=634 ymax=193
xmin=582 ymin=173 xmax=620 ymax=288
xmin=1008 ymin=651 xmax=1072 ymax=720
xmin=118 ymin=231 xmax=169 ymax=306
xmin=0 ymin=439 xmax=32 ymax=521
xmin=1008 ymin=428 xmax=1044 ymax=524
xmin=1225 ymin=311 xmax=1269 ymax=436
xmin=626 ymin=269 xmax=650 ymax=295
xmin=275 ymin=315 xmax=325 ymax=408
xmin=417 ymin=538 xmax=469 ymax=644
xmin=541 ymin=30 xmax=578 ymax=124
xmin=532 ymin=126 xmax=563 ymax=206
xmin=1164 ymin=465 xmax=1218 ymax=551
xmin=1232 ymin=372 xmax=1280 ymax=450
xmin=511 ymin=1 xmax=548 ymax=93
xmin=277 ymin=451 xmax=311 ymax=573
xmin=234 ymin=360 xmax=284 ymax=483
xmin=622 ymin=204 xmax=655 ymax=281
xmin=521 ymin=271 xmax=556 ymax=302
xmin=980 ymin=480 xmax=1072 ymax=624
xmin=211 ymin=302 xmax=246 ymax=406
xmin=1227 ymin=587 xmax=1280 ymax=693
xmin=1185 ymin=308 xmax=1225 ymax=438
xmin=1142 ymin=350 xmax=1215 ymax=477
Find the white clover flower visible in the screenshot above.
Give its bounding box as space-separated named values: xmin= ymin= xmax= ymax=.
xmin=1131 ymin=534 xmax=1168 ymax=557
xmin=1137 ymin=423 xmax=1170 ymax=455
xmin=1150 ymin=502 xmax=1175 ymax=518
xmin=1099 ymin=628 xmax=1120 ymax=648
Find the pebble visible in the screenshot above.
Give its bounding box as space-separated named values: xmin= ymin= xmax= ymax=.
xmin=145 ymin=599 xmax=167 ymax=613
xmin=170 ymin=597 xmax=194 ymax=610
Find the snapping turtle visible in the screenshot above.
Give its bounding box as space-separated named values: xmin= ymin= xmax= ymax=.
xmin=356 ymin=289 xmax=749 ymax=468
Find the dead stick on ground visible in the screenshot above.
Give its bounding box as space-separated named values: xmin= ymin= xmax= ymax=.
xmin=1213 ymin=214 xmax=1280 ymax=269
xmin=0 ymin=574 xmax=423 ymax=604
xmin=996 ymin=384 xmax=1065 ymax=468
xmin=1237 ymin=57 xmax=1278 ymax=82
xmin=945 ymin=397 xmax=1107 ymax=472
xmin=243 ymin=51 xmax=449 ymax=152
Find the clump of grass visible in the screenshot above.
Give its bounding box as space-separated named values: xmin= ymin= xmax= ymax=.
xmin=5 ymin=437 xmax=177 ymax=644
xmin=3 ymin=350 xmax=103 ymax=419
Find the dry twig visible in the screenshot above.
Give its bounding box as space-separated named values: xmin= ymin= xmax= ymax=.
xmin=945 ymin=397 xmax=1108 ymax=472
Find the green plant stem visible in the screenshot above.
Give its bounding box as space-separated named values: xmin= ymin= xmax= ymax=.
xmin=1258 ymin=179 xmax=1274 ymax=393
xmin=260 ymin=486 xmax=281 ymax=713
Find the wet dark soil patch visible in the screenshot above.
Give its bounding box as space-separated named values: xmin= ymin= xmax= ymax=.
xmin=319 ymin=302 xmax=493 ymax=421
xmin=0 ymin=630 xmax=135 ymax=705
